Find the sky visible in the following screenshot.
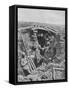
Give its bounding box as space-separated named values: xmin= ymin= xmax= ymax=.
xmin=18 ymin=8 xmax=65 ymax=25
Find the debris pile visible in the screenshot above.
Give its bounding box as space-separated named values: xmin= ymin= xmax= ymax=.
xmin=18 ymin=23 xmax=65 ymax=82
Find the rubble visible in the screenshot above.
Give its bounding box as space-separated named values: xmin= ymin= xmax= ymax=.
xmin=18 ymin=22 xmax=65 ymax=82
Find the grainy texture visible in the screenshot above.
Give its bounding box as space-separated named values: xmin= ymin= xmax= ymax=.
xmin=17 ymin=8 xmax=65 ymax=82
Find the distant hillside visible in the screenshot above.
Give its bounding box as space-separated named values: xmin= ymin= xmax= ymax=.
xmin=18 ymin=21 xmax=65 ymax=34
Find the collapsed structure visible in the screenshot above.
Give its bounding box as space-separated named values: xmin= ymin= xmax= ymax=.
xmin=18 ymin=24 xmax=65 ymax=82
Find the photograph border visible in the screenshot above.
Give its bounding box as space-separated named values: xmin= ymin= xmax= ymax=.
xmin=15 ymin=5 xmax=67 ymax=85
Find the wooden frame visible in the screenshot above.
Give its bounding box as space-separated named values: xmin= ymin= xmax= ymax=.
xmin=9 ymin=5 xmax=67 ymax=85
